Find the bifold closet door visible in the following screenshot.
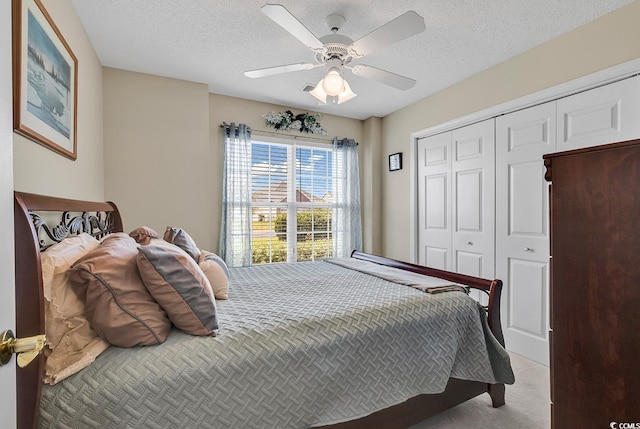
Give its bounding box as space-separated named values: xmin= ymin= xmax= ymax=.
xmin=496 ymin=101 xmax=556 ymax=366
xmin=417 ymin=119 xmax=495 ymax=305
xmin=451 ymin=120 xmax=495 ymax=303
xmin=417 ymin=132 xmax=452 ymax=270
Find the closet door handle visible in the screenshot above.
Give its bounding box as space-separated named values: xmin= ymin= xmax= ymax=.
xmin=524 ymin=247 xmax=533 ymax=252
xmin=466 ymin=241 xmax=473 ymax=245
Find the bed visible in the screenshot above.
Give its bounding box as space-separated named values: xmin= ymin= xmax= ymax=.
xmin=13 ymin=191 xmax=514 ymax=429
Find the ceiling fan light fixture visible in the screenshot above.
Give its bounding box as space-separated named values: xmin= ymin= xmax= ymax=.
xmin=310 ymin=80 xmax=329 ymax=103
xmin=309 ymin=78 xmax=356 ymax=105
xmin=336 ymin=80 xmax=357 ymax=104
xmin=322 ymin=67 xmax=345 ymax=96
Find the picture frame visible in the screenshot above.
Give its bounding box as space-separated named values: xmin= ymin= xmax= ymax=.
xmin=13 ymin=0 xmax=78 ymax=160
xmin=389 ymin=152 xmax=402 ymax=171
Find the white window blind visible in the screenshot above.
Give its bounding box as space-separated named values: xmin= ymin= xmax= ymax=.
xmin=251 ymin=139 xmax=333 ymax=264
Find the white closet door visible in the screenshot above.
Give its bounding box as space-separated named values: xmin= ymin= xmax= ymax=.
xmin=496 ymin=101 xmax=556 ymax=365
xmin=417 ymin=132 xmax=452 ymax=270
xmin=451 ymin=119 xmax=495 ymax=304
xmin=557 ymin=75 xmax=640 ymax=151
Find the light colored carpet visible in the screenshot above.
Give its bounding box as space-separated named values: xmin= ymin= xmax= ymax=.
xmin=410 ymin=353 xmax=550 ymax=429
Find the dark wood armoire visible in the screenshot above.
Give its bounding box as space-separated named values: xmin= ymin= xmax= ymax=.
xmin=544 ymin=139 xmax=640 ymax=428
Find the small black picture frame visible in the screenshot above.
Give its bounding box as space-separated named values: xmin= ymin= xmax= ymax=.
xmin=389 ymin=152 xmax=403 ymax=171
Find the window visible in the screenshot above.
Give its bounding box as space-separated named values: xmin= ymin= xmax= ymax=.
xmin=251 ymin=139 xmax=334 ymax=264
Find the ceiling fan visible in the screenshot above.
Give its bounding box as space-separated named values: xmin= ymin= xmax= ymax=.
xmin=244 ymin=4 xmax=426 ymax=104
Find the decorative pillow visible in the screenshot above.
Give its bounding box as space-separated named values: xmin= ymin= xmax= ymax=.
xmin=199 ymin=250 xmax=230 ymax=300
xmin=69 ymin=233 xmax=171 ymax=347
xmin=129 ymin=226 xmax=160 ymax=245
xmin=40 ymin=233 xmax=110 ymax=385
xmin=137 ymin=241 xmax=218 ymax=336
xmin=163 ymin=226 xmax=200 ymax=262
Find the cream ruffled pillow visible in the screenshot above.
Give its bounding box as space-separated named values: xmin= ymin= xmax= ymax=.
xmin=198 ymin=250 xmax=230 ymax=300
xmin=41 ymin=233 xmax=110 ymax=385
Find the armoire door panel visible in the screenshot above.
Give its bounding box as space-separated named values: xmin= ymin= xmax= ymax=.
xmin=557 ymin=75 xmax=640 ymax=151
xmin=509 ymin=161 xmax=546 ymax=236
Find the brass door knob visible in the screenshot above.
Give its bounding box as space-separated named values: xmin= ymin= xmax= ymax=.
xmin=0 ymin=330 xmax=46 ymax=368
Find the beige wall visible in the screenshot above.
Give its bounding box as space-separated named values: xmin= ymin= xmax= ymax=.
xmin=105 ymin=72 xmax=371 ymax=255
xmin=380 ymin=0 xmax=640 ymax=261
xmin=13 ymin=0 xmax=104 ymax=201
xmin=362 ymin=117 xmax=382 ymax=254
xmin=103 ymin=68 xmax=215 ymax=249
xmin=209 ymin=94 xmax=374 ymax=253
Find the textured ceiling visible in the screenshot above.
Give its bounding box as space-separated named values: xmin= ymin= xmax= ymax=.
xmin=70 ymin=0 xmax=635 ymax=120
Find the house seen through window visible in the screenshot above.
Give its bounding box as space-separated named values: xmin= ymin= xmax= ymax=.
xmin=251 ymin=139 xmax=333 ymax=264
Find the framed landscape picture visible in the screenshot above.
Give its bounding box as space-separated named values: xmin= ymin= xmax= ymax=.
xmin=13 ymin=0 xmax=78 ymax=160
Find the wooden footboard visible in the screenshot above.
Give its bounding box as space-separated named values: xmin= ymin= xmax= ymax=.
xmin=350 ymin=251 xmax=505 ymax=347
xmin=325 ymin=251 xmax=507 ymax=429
xmin=13 ymin=192 xmax=506 ymax=429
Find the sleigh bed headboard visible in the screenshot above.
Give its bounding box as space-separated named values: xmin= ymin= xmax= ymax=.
xmin=13 ymin=191 xmax=123 ymax=429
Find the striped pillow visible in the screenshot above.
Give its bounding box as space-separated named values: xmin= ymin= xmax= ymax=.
xmin=137 ymin=241 xmax=218 ymax=336
xmin=163 ymin=227 xmax=200 ymax=262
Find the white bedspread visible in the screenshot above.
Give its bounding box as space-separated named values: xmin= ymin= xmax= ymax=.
xmin=40 ymin=260 xmax=514 ymax=428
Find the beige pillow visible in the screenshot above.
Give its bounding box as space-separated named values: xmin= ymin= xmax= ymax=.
xmin=129 ymin=226 xmax=160 ymax=245
xmin=137 ymin=241 xmax=218 ymax=336
xmin=69 ymin=233 xmax=171 ymax=347
xmin=199 ymin=250 xmax=230 ymax=300
xmin=41 ymin=233 xmax=110 ymax=385
xmin=164 ymin=227 xmax=200 ymax=262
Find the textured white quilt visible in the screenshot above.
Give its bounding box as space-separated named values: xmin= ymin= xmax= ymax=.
xmin=40 ymin=260 xmax=514 ymax=428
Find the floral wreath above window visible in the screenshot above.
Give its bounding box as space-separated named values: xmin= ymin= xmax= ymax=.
xmin=263 ymin=110 xmax=327 ymax=135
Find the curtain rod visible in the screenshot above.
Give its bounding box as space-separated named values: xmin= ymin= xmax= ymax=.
xmin=219 ymin=124 xmax=358 ymax=145
xmin=253 ymin=128 xmax=337 ymax=143
xmin=219 ymin=124 xmax=334 ymax=143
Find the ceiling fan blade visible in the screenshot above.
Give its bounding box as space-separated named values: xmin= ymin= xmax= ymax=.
xmin=244 ymin=63 xmax=317 ymax=78
xmin=350 ymin=65 xmax=416 ymax=90
xmin=350 ymin=11 xmax=425 ymax=57
xmin=261 ymin=4 xmax=324 ymax=50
